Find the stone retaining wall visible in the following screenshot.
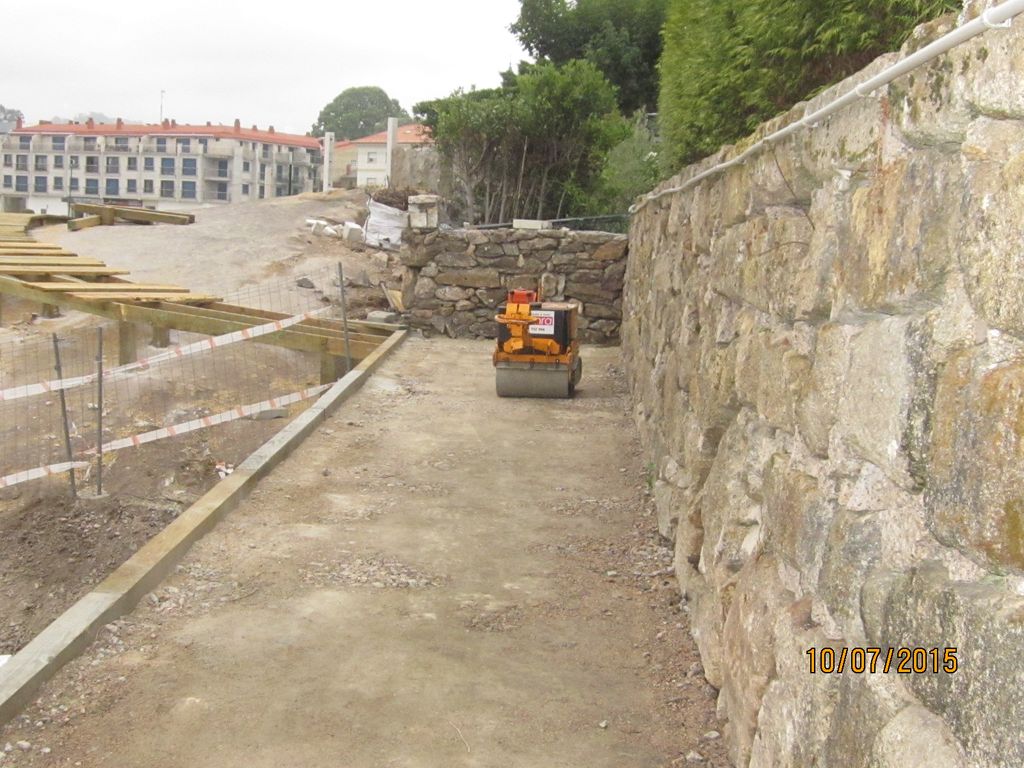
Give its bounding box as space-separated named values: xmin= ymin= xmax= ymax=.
xmin=399 ymin=227 xmax=627 ymax=343
xmin=622 ymin=5 xmax=1024 ymax=767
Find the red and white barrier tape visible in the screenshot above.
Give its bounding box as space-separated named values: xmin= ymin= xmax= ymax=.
xmin=95 ymin=384 xmax=330 ymax=453
xmin=0 ymin=306 xmax=334 ymax=403
xmin=0 ymin=383 xmax=332 ymax=489
xmin=0 ymin=461 xmax=90 ymax=489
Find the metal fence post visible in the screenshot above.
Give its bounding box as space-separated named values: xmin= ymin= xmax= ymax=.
xmin=96 ymin=327 xmax=104 ymax=496
xmin=337 ymin=262 xmax=353 ymax=373
xmin=51 ymin=333 xmax=76 ymax=500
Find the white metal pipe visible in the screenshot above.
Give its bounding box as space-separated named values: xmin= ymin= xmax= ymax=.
xmin=631 ymin=0 xmax=1024 ymax=214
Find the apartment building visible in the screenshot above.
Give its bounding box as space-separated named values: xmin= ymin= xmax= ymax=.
xmin=0 ymin=117 xmax=323 ymax=215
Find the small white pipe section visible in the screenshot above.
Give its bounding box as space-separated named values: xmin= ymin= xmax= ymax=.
xmin=631 ymin=0 xmax=1024 ymax=214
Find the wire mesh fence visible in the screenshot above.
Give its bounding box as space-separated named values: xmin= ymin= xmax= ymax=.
xmin=0 ymin=264 xmax=349 ymax=498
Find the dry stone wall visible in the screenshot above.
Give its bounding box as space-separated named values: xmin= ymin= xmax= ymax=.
xmin=399 ymin=227 xmax=627 ymax=343
xmin=622 ymin=6 xmax=1024 ymax=768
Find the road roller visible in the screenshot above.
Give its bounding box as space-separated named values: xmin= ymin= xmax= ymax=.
xmin=493 ymin=288 xmax=582 ymax=398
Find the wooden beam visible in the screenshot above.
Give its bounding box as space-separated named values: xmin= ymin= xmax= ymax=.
xmin=203 ymin=302 xmax=398 ymax=338
xmin=27 ymin=282 xmax=189 ymax=292
xmin=0 ymin=267 xmax=130 ymax=276
xmin=67 ymin=293 xmax=219 ymax=304
xmin=0 ymin=276 xmax=381 ymax=359
xmin=70 ymin=203 xmax=194 ymax=225
xmin=0 ymin=257 xmax=106 ymax=265
xmin=67 ymin=215 xmax=104 ymax=232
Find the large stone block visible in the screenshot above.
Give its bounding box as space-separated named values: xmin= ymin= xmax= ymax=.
xmin=761 ymin=455 xmax=832 ymax=592
xmin=835 ymin=151 xmax=959 ymax=315
xmin=710 ymin=208 xmax=820 ymax=322
xmin=434 ymin=269 xmax=502 ymax=289
xmin=881 ymin=562 xmax=1024 ymax=768
xmin=956 ymin=147 xmax=1024 ymax=339
xmin=719 ymin=556 xmax=794 ymax=767
xmin=796 ymin=322 xmax=856 ymax=458
xmin=833 ymin=316 xmax=933 ymax=491
xmin=928 ymin=348 xmax=1024 ymax=574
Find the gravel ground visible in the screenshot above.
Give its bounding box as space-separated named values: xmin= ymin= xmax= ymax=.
xmin=0 ymin=338 xmax=729 ymax=767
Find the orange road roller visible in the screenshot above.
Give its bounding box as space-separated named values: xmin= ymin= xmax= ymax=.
xmin=493 ymin=288 xmax=582 ymax=398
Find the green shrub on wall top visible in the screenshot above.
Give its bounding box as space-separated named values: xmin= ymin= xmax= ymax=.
xmin=658 ymin=0 xmax=960 ymax=170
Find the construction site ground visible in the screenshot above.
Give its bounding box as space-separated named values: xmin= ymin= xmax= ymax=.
xmin=0 ymin=192 xmax=393 ymax=656
xmin=0 ymin=197 xmax=726 ymax=766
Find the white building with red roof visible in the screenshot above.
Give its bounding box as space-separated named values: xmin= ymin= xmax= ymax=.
xmin=0 ymin=117 xmax=323 ymax=215
xmin=350 ymin=123 xmax=433 ymax=188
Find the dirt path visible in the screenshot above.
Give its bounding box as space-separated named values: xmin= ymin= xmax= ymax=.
xmin=0 ymin=338 xmax=727 ymax=767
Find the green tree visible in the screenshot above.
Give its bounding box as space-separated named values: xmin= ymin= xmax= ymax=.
xmin=510 ymin=0 xmax=668 ymax=113
xmin=588 ymin=113 xmax=661 ymax=213
xmin=659 ymin=0 xmax=960 ymax=169
xmin=0 ymin=104 xmax=23 ymax=123
xmin=311 ymin=86 xmax=408 ymax=139
xmin=416 ymin=60 xmax=625 ymax=224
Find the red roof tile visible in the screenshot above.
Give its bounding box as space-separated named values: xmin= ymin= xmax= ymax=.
xmin=351 ymin=123 xmax=433 ymax=146
xmin=13 ymin=120 xmax=320 ymax=150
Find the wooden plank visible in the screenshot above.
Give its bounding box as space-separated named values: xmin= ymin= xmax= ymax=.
xmin=67 ymin=215 xmax=104 ymax=232
xmin=26 ymin=282 xmax=188 ymax=292
xmin=188 ymin=304 xmax=384 ymax=345
xmin=68 ymin=293 xmax=219 ymax=303
xmin=0 ymin=258 xmax=105 ymax=266
xmin=0 ymin=244 xmax=67 ymax=251
xmin=0 ymin=267 xmax=129 ymax=276
xmin=70 ymin=203 xmax=194 ymax=225
xmin=204 ymin=301 xmax=397 ymax=337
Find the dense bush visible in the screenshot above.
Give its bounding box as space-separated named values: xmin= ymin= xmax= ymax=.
xmin=658 ymin=0 xmax=960 ymax=168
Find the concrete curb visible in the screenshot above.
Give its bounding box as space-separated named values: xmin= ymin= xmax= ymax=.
xmin=0 ymin=330 xmax=408 ymax=726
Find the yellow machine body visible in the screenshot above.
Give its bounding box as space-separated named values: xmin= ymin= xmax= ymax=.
xmin=493 ymin=289 xmax=582 ymax=398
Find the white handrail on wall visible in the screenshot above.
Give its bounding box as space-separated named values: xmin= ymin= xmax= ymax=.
xmin=630 ymin=0 xmax=1024 ymax=214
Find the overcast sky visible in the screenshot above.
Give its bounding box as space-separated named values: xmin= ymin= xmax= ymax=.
xmin=2 ymin=0 xmax=531 ymax=135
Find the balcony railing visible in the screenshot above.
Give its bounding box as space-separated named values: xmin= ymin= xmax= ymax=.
xmin=108 ymin=145 xmax=133 ymax=153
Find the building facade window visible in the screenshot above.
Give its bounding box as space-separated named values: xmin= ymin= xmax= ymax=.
xmin=182 ymin=158 xmax=197 ymax=176
xmin=52 ymin=136 xmax=66 ymax=151
xmin=34 ymin=155 xmax=47 ymax=171
xmin=143 ymin=179 xmax=154 ymax=193
xmin=113 ymin=137 xmax=130 ymax=151
xmin=19 ymin=136 xmax=31 ymax=150
xmin=34 ymin=176 xmax=47 ymax=193
xmin=53 ymin=155 xmax=64 ymax=169
xmin=69 ymin=156 xmax=80 ymax=169
xmin=83 ymin=137 xmax=97 ymax=150
xmin=161 ymin=157 xmax=175 ymax=176
xmin=259 ymin=162 xmax=266 ymax=176
xmin=144 ymin=157 xmax=154 ymax=171
xmin=53 ymin=177 xmax=64 ymax=191
xmin=258 ymin=184 xmax=265 ymax=199
xmin=127 ymin=157 xmax=138 ymax=171
xmin=105 ymin=178 xmax=118 ymax=196
xmin=15 ymin=176 xmax=28 ymax=192
xmin=70 ymin=178 xmax=79 ymax=191
xmin=241 ymin=183 xmax=250 ymax=195
xmin=105 ymin=156 xmax=119 ymax=174
xmin=216 ymin=159 xmax=228 ymax=178
xmin=85 ymin=156 xmax=99 ymax=173
xmin=242 ymin=160 xmax=250 ymax=172
xmin=198 ymin=138 xmax=208 ymax=150
xmin=156 ymin=138 xmax=167 ymax=152
xmin=1 ymin=175 xmax=10 ymax=188
xmin=2 ymin=154 xmax=10 ymax=168
xmin=160 ymin=180 xmax=174 ymax=198
xmin=216 ymin=182 xmax=227 ymax=200
xmin=275 ymin=185 xmax=285 ymax=197
xmin=85 ymin=178 xmax=98 ymax=195
xmin=176 ymin=138 xmax=190 ymax=152
xmin=15 ymin=155 xmax=28 ymax=171
xmin=127 ymin=179 xmax=137 ymax=193
xmin=182 ymin=180 xmax=196 ymax=199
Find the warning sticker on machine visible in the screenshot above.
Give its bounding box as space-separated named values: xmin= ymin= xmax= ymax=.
xmin=529 ymin=310 xmax=556 ymax=336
